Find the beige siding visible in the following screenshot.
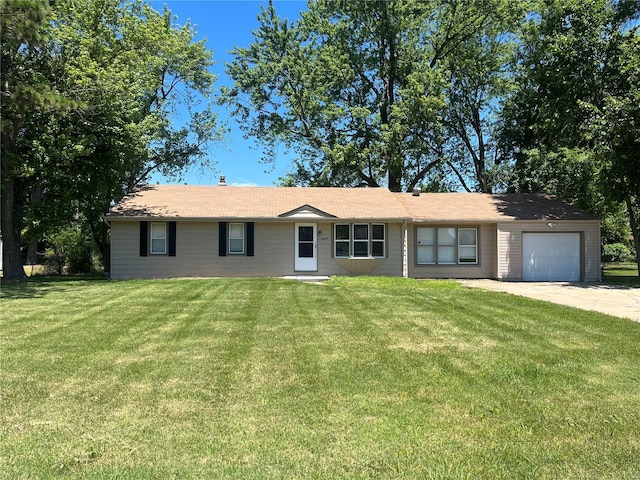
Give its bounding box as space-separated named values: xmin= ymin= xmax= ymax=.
xmin=110 ymin=220 xmax=403 ymax=279
xmin=497 ymin=221 xmax=600 ymax=281
xmin=374 ymin=222 xmax=404 ymax=276
xmin=111 ymin=221 xmax=297 ymax=279
xmin=406 ymin=223 xmax=498 ymax=279
xmin=111 ymin=219 xmax=599 ymax=280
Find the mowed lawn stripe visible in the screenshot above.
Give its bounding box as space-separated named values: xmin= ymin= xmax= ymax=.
xmin=1 ymin=277 xmax=639 ymax=479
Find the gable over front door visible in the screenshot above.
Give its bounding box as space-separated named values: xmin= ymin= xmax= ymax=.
xmin=295 ymin=223 xmax=317 ymax=271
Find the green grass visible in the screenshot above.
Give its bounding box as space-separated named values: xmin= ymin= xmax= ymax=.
xmin=603 ymin=262 xmax=639 ymax=287
xmin=2 ymin=277 xmax=639 ymax=479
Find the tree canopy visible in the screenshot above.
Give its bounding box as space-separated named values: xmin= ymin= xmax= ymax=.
xmin=1 ymin=0 xmax=222 ymax=280
xmin=502 ymin=0 xmax=640 ymax=274
xmin=1 ymin=0 xmax=56 ymax=280
xmin=223 ymin=0 xmax=526 ymax=192
xmin=225 ymin=0 xmax=639 ymax=275
xmin=2 ymin=0 xmax=638 ymax=279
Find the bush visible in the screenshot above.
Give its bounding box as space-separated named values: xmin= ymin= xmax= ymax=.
xmin=602 ymin=243 xmax=634 ymax=263
xmin=43 ymin=227 xmax=94 ymax=275
xmin=43 ymin=247 xmax=65 ymax=275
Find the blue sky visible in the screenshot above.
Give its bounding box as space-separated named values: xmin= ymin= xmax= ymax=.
xmin=148 ymin=0 xmax=307 ymax=186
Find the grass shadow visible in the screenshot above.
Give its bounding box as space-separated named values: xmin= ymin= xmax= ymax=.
xmin=0 ymin=274 xmax=107 ymax=299
xmin=602 ymin=262 xmax=639 ymax=288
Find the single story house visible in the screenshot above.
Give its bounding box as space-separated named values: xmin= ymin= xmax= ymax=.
xmin=106 ymin=184 xmax=601 ymax=281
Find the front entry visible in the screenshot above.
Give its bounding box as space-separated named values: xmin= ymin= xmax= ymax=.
xmin=295 ymin=223 xmax=317 ymax=271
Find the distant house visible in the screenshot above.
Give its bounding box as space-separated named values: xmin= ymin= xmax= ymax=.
xmin=106 ymin=184 xmax=600 ymax=281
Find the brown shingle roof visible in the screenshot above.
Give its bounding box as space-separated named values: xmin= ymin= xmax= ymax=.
xmin=107 ymin=185 xmax=409 ymax=220
xmin=107 ymin=186 xmax=598 ymax=222
xmin=394 ymin=192 xmax=598 ymax=221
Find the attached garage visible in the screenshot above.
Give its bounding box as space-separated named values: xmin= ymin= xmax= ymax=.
xmin=522 ymin=233 xmax=581 ymax=281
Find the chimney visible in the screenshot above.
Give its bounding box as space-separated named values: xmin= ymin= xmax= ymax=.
xmin=219 ymin=176 xmax=227 ymax=186
xmin=412 ymin=186 xmax=421 ymax=196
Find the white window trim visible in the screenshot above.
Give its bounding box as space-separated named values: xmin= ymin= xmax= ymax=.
xmin=334 ymin=223 xmax=386 ymax=259
xmin=229 ymin=222 xmax=245 ymax=255
xmin=416 ymin=227 xmax=478 ymax=265
xmin=150 ymin=222 xmax=167 ymax=255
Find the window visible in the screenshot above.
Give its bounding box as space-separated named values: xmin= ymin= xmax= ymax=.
xmin=417 ymin=227 xmax=477 ymax=265
xmin=219 ymin=222 xmax=254 ymax=257
xmin=334 ymin=223 xmax=385 ymax=258
xmin=438 ymin=227 xmax=456 ymax=264
xmin=150 ymin=222 xmax=166 ymax=254
xmin=416 ymin=227 xmax=435 ymax=264
xmin=458 ymin=228 xmax=478 ymax=263
xmin=229 ymin=223 xmax=245 ymax=254
xmin=298 ymin=225 xmax=314 ymax=258
xmin=353 ymin=224 xmax=369 ymax=257
xmin=372 ymin=224 xmax=385 ymax=257
xmin=335 ymin=224 xmax=350 ymax=257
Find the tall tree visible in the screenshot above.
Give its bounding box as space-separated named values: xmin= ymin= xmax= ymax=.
xmin=1 ymin=0 xmax=222 ymax=280
xmin=1 ymin=0 xmax=57 ymax=281
xmin=440 ymin=4 xmax=521 ymax=193
xmin=48 ymin=0 xmax=222 ymax=265
xmin=588 ymin=29 xmax=640 ymax=272
xmin=502 ymin=0 xmax=640 ymax=275
xmin=223 ymin=0 xmax=524 ymax=192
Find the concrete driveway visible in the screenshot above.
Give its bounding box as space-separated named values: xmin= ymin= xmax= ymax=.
xmin=460 ymin=280 xmax=640 ymax=322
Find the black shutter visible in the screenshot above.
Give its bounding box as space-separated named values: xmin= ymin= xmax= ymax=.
xmin=139 ymin=221 xmax=148 ymax=256
xmin=219 ymin=222 xmax=227 ymax=256
xmin=168 ymin=221 xmax=177 ymax=256
xmin=247 ymin=222 xmax=255 ymax=257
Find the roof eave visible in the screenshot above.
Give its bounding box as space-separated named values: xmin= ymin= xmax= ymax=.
xmin=105 ymin=215 xmax=411 ymax=222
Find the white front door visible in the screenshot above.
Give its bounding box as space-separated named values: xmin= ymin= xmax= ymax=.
xmin=295 ymin=223 xmax=317 ymax=271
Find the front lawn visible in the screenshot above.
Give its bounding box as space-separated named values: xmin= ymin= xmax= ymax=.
xmin=602 ymin=262 xmax=639 ymax=287
xmin=2 ymin=277 xmax=639 ymax=479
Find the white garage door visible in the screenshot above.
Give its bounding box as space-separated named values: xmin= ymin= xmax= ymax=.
xmin=522 ymin=233 xmax=581 ymax=281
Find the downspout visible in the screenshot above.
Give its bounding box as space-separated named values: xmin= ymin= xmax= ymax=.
xmin=402 ymin=219 xmax=408 ymax=278
xmin=598 ymin=220 xmax=602 ymax=282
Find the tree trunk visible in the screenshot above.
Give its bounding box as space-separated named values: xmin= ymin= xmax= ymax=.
xmin=102 ymin=224 xmax=111 ymax=277
xmin=1 ymin=171 xmax=27 ymax=281
xmin=25 ymin=187 xmax=43 ymax=265
xmin=388 ymin=169 xmax=401 ymax=192
xmin=625 ymin=194 xmax=640 ymax=278
xmin=378 ymin=2 xmax=402 ymax=193
xmin=87 ymin=205 xmax=111 ymax=276
xmin=26 ymin=238 xmax=39 ymax=265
